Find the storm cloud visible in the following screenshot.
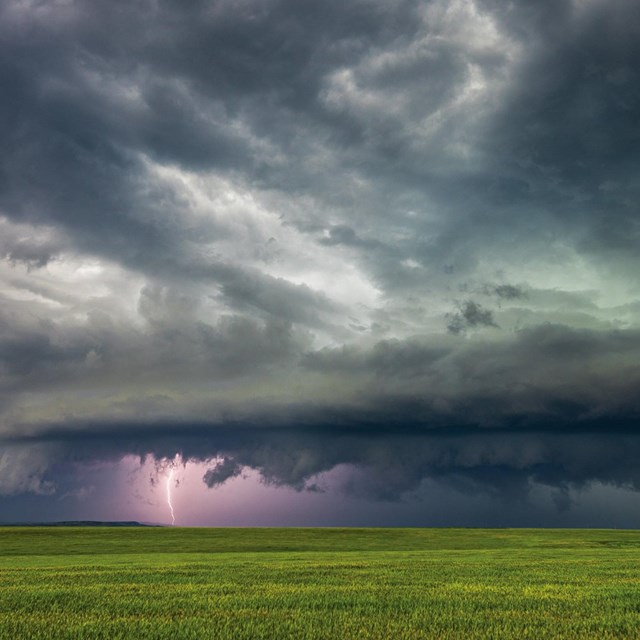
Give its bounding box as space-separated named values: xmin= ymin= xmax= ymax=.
xmin=1 ymin=0 xmax=640 ymax=523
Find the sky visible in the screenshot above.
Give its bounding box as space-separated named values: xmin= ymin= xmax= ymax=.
xmin=2 ymin=0 xmax=640 ymax=526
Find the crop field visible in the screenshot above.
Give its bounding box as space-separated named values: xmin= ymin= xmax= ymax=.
xmin=1 ymin=528 xmax=640 ymax=639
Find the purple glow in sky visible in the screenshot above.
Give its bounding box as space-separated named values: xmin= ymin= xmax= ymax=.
xmin=7 ymin=452 xmax=638 ymax=528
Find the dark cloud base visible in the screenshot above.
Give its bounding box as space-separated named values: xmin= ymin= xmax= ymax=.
xmin=8 ymin=418 xmax=640 ymax=506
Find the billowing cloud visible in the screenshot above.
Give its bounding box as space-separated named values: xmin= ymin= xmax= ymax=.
xmin=203 ymin=457 xmax=244 ymax=488
xmin=0 ymin=444 xmax=56 ymax=496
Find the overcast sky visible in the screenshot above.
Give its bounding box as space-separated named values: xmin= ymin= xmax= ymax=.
xmin=2 ymin=0 xmax=640 ymax=526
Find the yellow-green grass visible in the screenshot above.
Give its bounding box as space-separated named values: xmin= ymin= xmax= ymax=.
xmin=2 ymin=528 xmax=640 ymax=639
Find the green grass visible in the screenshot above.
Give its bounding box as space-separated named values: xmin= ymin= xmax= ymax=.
xmin=2 ymin=528 xmax=640 ymax=639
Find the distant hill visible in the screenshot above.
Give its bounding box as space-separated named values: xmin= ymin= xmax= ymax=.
xmin=0 ymin=521 xmax=162 ymax=527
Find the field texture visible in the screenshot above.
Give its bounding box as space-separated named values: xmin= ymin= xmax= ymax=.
xmin=1 ymin=528 xmax=640 ymax=639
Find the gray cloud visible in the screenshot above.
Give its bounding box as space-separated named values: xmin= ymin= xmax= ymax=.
xmin=493 ymin=285 xmax=525 ymax=300
xmin=203 ymin=457 xmax=243 ymax=488
xmin=8 ymin=420 xmax=640 ymax=508
xmin=446 ymin=300 xmax=498 ymax=334
xmin=0 ymin=444 xmax=56 ymax=496
xmin=4 ymin=322 xmax=640 ymax=503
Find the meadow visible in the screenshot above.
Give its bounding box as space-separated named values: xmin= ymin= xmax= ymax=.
xmin=1 ymin=527 xmax=640 ymax=639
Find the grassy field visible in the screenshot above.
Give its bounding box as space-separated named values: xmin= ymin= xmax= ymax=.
xmin=2 ymin=528 xmax=640 ymax=639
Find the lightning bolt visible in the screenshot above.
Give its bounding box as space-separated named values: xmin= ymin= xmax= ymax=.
xmin=166 ymin=468 xmax=176 ymax=526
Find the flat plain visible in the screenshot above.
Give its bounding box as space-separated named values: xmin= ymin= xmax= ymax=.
xmin=1 ymin=527 xmax=640 ymax=639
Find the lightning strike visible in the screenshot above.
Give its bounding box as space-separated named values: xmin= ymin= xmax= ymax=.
xmin=166 ymin=468 xmax=176 ymax=525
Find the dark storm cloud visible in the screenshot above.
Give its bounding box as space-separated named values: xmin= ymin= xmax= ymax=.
xmin=0 ymin=0 xmax=373 ymax=324
xmin=1 ymin=0 xmax=640 ymax=521
xmin=9 ymin=418 xmax=640 ymax=505
xmin=446 ymin=300 xmax=498 ymax=334
xmin=476 ymin=0 xmax=640 ymax=261
xmin=0 ymin=0 xmax=419 ymax=221
xmin=215 ymin=268 xmax=341 ymax=328
xmin=317 ymin=225 xmax=382 ymax=249
xmin=5 ymin=321 xmax=640 ymax=503
xmin=4 ymin=318 xmax=638 ymax=436
xmin=0 ymin=0 xmax=496 ymax=296
xmin=302 ymin=324 xmax=640 ymax=430
xmin=0 ymin=297 xmax=308 ymax=396
xmin=203 ymin=456 xmax=244 ymax=488
xmin=492 ymin=285 xmax=525 ymax=300
xmin=1 ymin=0 xmax=638 ymax=293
